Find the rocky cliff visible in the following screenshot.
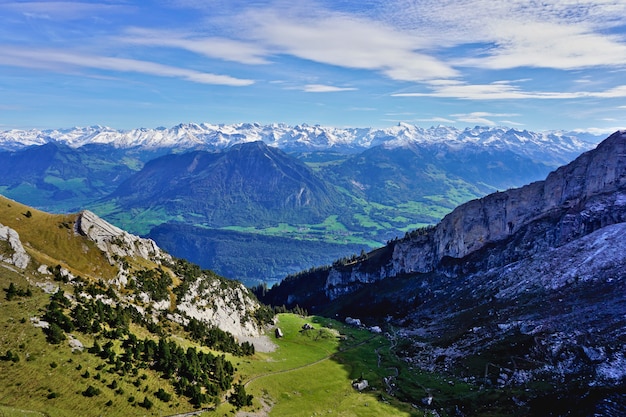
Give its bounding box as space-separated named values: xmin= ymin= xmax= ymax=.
xmin=324 ymin=130 xmax=626 ymax=299
xmin=75 ymin=209 xmax=170 ymax=264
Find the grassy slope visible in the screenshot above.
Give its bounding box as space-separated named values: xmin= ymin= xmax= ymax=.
xmin=0 ymin=196 xmax=117 ymax=281
xmin=0 ymin=267 xmax=203 ymax=417
xmin=236 ymin=314 xmax=414 ymax=417
xmin=0 ymin=276 xmax=411 ymax=417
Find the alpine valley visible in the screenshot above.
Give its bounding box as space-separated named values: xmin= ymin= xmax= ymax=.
xmin=0 ymin=123 xmax=602 ymax=286
xmin=1 ymin=126 xmax=625 ymax=417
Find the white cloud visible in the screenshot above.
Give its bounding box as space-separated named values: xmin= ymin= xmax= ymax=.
xmin=572 ymin=126 xmax=626 ymax=135
xmin=109 ymin=1 xmax=626 ymax=88
xmin=0 ymin=46 xmax=254 ymax=86
xmin=301 ymin=84 xmax=357 ymax=93
xmin=378 ymin=0 xmax=626 ymax=72
xmin=450 ymin=112 xmax=519 ymax=118
xmin=449 ymin=112 xmax=521 ymax=126
xmin=119 ymin=28 xmax=269 ymax=65
xmin=393 ymin=81 xmax=626 ymax=100
xmin=415 ymin=117 xmax=456 ymax=124
xmin=458 ymin=21 xmax=626 ymax=71
xmin=500 ymin=120 xmax=525 ymax=126
xmin=243 ymin=8 xmax=458 ymax=82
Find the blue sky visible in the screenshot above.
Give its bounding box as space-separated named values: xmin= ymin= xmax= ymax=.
xmin=1 ymin=0 xmax=626 ymax=133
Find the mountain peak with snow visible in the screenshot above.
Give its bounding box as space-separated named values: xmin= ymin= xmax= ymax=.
xmin=0 ymin=123 xmax=604 ymax=165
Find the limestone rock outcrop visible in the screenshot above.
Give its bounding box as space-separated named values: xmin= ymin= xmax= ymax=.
xmin=176 ymin=278 xmax=262 ymax=339
xmin=0 ymin=223 xmax=30 ymax=269
xmin=75 ymin=210 xmax=170 ymax=264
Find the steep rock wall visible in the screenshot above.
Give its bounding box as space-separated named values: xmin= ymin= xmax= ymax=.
xmin=325 ymin=131 xmax=626 ymax=299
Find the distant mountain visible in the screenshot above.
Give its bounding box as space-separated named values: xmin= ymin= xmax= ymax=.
xmin=320 ymin=142 xmax=553 ymax=206
xmin=0 ymin=123 xmax=600 ymax=164
xmin=261 ymin=131 xmax=626 ymax=413
xmin=0 ymin=142 xmax=146 ymax=212
xmin=103 ymin=141 xmax=345 ymax=227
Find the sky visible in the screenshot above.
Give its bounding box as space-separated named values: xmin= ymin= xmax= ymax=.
xmin=1 ymin=0 xmax=626 ymax=133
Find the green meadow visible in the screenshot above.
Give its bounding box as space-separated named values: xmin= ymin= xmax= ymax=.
xmin=232 ymin=314 xmax=416 ymax=417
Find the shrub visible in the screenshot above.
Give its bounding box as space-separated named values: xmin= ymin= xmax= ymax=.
xmin=155 ymin=388 xmax=171 ymax=402
xmin=82 ymin=385 xmax=101 ymax=397
xmin=139 ymin=396 xmax=153 ymax=410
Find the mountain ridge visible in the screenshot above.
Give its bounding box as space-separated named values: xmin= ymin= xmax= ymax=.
xmin=0 ymin=195 xmax=268 ymax=340
xmin=279 ymin=129 xmax=626 ymax=301
xmin=0 ymin=124 xmax=606 ymax=285
xmin=0 ymin=123 xmax=600 ymax=164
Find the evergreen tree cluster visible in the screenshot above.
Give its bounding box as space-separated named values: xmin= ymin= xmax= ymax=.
xmin=43 ymin=289 xmax=73 ymax=344
xmin=228 ymin=382 xmax=253 ymax=409
xmin=71 ymin=296 xmax=140 ymax=336
xmin=185 ymin=318 xmax=255 ymax=356
xmin=272 ymin=304 xmax=308 ymax=317
xmin=4 ymin=282 xmax=32 ymax=301
xmin=39 ymin=280 xmax=245 ymax=408
xmin=132 ymin=267 xmax=172 ymax=302
xmin=114 ymin=335 xmax=234 ymax=407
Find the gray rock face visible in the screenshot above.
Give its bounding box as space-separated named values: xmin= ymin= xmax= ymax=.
xmin=74 ymin=210 xmax=170 ymax=264
xmin=176 ymin=278 xmax=263 ymax=339
xmin=0 ymin=223 xmax=30 ymax=269
xmin=325 ymin=131 xmax=626 ymax=298
xmin=391 ymin=221 xmax=626 ymax=391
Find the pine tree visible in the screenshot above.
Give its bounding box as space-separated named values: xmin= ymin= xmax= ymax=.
xmin=5 ymin=282 xmax=17 ymax=301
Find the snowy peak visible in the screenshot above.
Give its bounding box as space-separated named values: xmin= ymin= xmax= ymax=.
xmin=0 ymin=123 xmax=602 ymax=164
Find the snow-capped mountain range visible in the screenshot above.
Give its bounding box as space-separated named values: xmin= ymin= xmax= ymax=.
xmin=0 ymin=123 xmax=604 ymax=164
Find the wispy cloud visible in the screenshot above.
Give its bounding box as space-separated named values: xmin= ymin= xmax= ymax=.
xmin=118 ymin=28 xmax=269 ymax=65
xmin=415 ymin=117 xmax=457 ymax=124
xmin=572 ymin=126 xmax=626 ymax=135
xmin=0 ymin=46 xmax=254 ymax=86
xmin=500 ymin=120 xmax=524 ymax=126
xmin=393 ymin=81 xmax=626 ymax=100
xmin=450 ymin=112 xmax=519 ymax=126
xmin=301 ymin=84 xmax=357 ymax=93
xmin=242 ymin=7 xmax=458 ymax=82
xmin=457 ymin=21 xmax=626 ymax=71
xmin=0 ymin=1 xmax=135 ymax=20
xmin=2 ymin=0 xmax=626 ymax=130
xmin=384 ymin=0 xmax=626 ymax=70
